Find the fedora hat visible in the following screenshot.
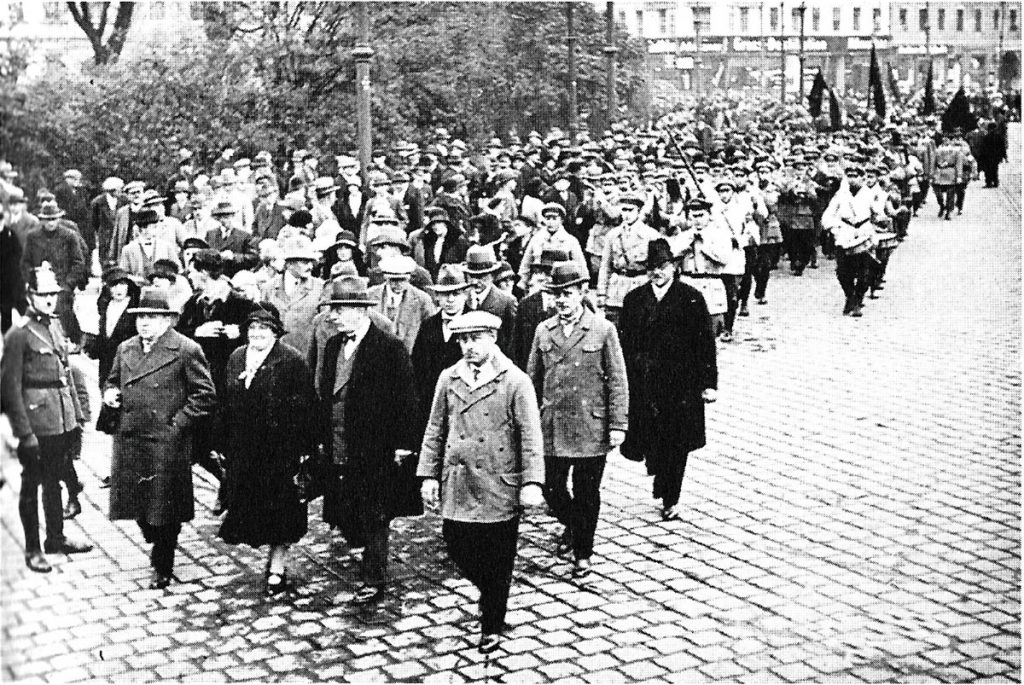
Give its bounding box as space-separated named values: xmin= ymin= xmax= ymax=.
xmin=535 ymin=247 xmax=570 ymax=273
xmin=368 ymin=226 xmax=410 ymax=251
xmin=544 ymin=262 xmax=589 ymax=292
xmin=102 ymin=266 xmax=136 ymax=287
xmin=322 ymin=276 xmax=375 ymax=307
xmin=280 ymin=235 xmax=319 ymax=262
xmin=27 ymin=264 xmax=62 ymax=295
xmin=463 ymin=245 xmax=500 ymax=275
xmin=431 ymin=264 xmax=472 ymax=293
xmin=135 ymin=208 xmax=161 ymax=227
xmin=312 ymin=176 xmax=340 ymax=196
xmin=379 ymin=255 xmax=416 ymax=277
xmin=128 ymin=287 xmax=178 ymax=315
xmin=37 ymin=200 xmax=65 ymax=220
xmin=644 ymin=239 xmax=675 ymax=271
xmin=494 ymin=261 xmax=516 ymax=284
xmin=211 ymin=200 xmax=237 ymax=217
xmin=448 ymin=311 xmax=502 ymax=335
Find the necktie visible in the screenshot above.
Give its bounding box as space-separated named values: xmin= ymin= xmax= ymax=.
xmin=471 ymin=364 xmax=482 ymax=383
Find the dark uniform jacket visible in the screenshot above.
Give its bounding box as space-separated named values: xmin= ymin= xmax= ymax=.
xmin=2 ymin=311 xmax=83 ymax=439
xmin=204 ymin=227 xmax=259 ymax=277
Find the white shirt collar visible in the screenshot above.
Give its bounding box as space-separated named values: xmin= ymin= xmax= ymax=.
xmin=651 ymin=280 xmax=671 ymax=301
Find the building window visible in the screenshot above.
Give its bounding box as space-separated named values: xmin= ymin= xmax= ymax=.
xmin=956 ymin=9 xmax=964 ymax=31
xmin=812 ymin=7 xmax=820 ymax=32
xmin=852 ymin=7 xmax=860 ymax=32
xmin=769 ymin=6 xmax=779 ymax=32
xmin=919 ymin=9 xmax=928 ymax=31
xmin=739 ymin=7 xmax=750 ymax=33
xmin=899 ymin=9 xmax=907 ymax=31
xmin=833 ymin=7 xmax=841 ymax=31
xmin=994 ymin=10 xmax=1000 ymax=30
xmin=635 ymin=10 xmax=643 ymax=34
xmin=937 ymin=9 xmax=945 ymax=30
xmin=1011 ymin=9 xmax=1018 ymax=31
xmin=42 ymin=1 xmax=66 ymax=23
xmin=975 ymin=10 xmax=982 ymax=32
xmin=658 ymin=8 xmax=667 ymax=35
xmin=872 ymin=8 xmax=881 ymax=32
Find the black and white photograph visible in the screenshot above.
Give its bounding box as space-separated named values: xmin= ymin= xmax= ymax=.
xmin=0 ymin=0 xmax=1020 ymax=681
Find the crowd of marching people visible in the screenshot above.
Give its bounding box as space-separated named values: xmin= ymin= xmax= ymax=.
xmin=0 ymin=91 xmax=1010 ymax=653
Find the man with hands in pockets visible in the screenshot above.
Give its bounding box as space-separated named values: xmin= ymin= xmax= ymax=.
xmin=417 ymin=310 xmax=545 ymax=656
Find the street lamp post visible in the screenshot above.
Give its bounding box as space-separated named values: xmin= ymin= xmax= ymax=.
xmin=353 ymin=2 xmax=374 ymax=188
xmin=604 ymin=2 xmax=618 ymax=131
xmin=779 ymin=1 xmax=786 ymax=104
xmin=692 ymin=5 xmax=710 ymax=98
xmin=567 ymin=2 xmax=578 ymax=139
xmin=797 ymin=2 xmax=806 ymax=102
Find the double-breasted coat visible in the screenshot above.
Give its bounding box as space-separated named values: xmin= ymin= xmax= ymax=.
xmin=316 ymin=324 xmax=422 ymax=541
xmin=106 ymin=328 xmax=217 ymax=526
xmin=367 ymin=283 xmax=437 ymax=353
xmin=417 ymin=351 xmax=545 ymax=523
xmin=526 ymin=309 xmax=629 ymax=458
xmin=410 ymin=312 xmax=465 ymax=440
xmin=218 ymin=341 xmax=314 ymax=547
xmin=203 ymin=227 xmax=260 ymax=277
xmin=618 ymin=282 xmax=717 ymax=472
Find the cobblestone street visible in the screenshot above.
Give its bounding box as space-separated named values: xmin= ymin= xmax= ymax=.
xmin=2 ymin=128 xmax=1020 ymax=683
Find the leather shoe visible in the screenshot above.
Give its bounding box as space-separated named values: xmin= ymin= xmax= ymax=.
xmin=478 ymin=634 xmax=502 ymax=654
xmin=148 ymin=573 xmax=172 ymax=590
xmin=266 ymin=572 xmax=288 ymax=596
xmin=99 ymin=476 xmax=111 ymax=489
xmin=43 ymin=538 xmax=93 ymax=555
xmin=738 ymin=303 xmax=750 ymax=317
xmin=850 ymin=306 xmax=863 ymax=318
xmin=555 ymin=530 xmax=572 ymax=556
xmin=25 ymin=552 xmax=51 ymax=573
xmin=572 ymin=558 xmax=592 ymax=579
xmin=63 ymin=499 xmax=82 ymax=520
xmin=352 ymin=584 xmax=384 ymax=604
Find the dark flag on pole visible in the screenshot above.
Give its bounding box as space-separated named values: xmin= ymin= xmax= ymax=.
xmin=887 ymin=62 xmax=902 ymax=105
xmin=829 ymin=89 xmax=842 ymax=131
xmin=922 ymin=63 xmax=936 ymax=116
xmin=868 ymin=44 xmax=886 ymax=119
xmin=808 ymin=70 xmax=827 ymax=117
xmin=941 ymin=87 xmax=978 ymax=133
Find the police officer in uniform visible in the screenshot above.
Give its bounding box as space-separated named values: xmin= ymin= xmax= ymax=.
xmin=1 ymin=265 xmax=93 ymax=572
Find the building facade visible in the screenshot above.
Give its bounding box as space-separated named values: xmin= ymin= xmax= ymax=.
xmin=889 ymin=1 xmax=1021 ymax=93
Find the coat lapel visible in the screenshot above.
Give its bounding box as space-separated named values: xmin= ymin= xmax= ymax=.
xmin=126 ymin=330 xmax=180 ymax=384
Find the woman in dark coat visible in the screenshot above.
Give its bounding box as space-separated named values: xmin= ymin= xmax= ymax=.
xmin=87 ymin=267 xmax=141 ymax=383
xmin=218 ymin=306 xmax=316 ymax=595
xmin=618 ymin=239 xmax=718 ymax=520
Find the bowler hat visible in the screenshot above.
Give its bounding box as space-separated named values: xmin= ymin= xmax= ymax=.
xmin=103 ymin=266 xmax=136 ymax=287
xmin=181 ymin=237 xmax=209 ymax=251
xmin=37 ymin=201 xmax=65 ymax=220
xmin=644 ymin=239 xmax=675 ymax=270
xmin=245 ymin=305 xmax=286 ymax=336
xmin=448 ymin=311 xmax=502 ymax=335
xmin=330 ymin=230 xmax=359 ymax=251
xmin=323 ymin=276 xmax=375 ymax=307
xmin=368 ymin=227 xmax=410 ymax=251
xmin=545 ymin=262 xmax=588 ymax=292
xmin=431 ymin=264 xmax=472 ymax=293
xmin=287 ymin=209 xmax=313 ymax=228
xmin=463 ymin=245 xmax=500 ymax=275
xmin=535 ymin=248 xmax=570 ymax=272
xmin=128 ymin=287 xmax=178 ymax=315
xmin=281 ymin=235 xmax=319 ymax=262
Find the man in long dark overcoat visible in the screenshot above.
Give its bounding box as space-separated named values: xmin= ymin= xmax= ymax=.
xmin=315 ymin=276 xmax=421 ymax=605
xmin=618 ymin=239 xmax=717 ymax=520
xmin=104 ymin=287 xmax=216 ymax=588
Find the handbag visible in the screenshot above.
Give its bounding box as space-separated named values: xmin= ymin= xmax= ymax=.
xmin=95 ymin=404 xmax=120 ymax=435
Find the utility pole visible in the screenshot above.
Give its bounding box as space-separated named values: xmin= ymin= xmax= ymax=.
xmin=759 ymin=2 xmax=766 ymax=90
xmin=567 ymin=2 xmax=578 ymax=138
xmin=604 ymin=2 xmax=618 ymax=131
xmin=779 ymin=1 xmax=786 ymax=104
xmin=692 ymin=4 xmax=709 ymax=99
xmin=998 ymin=0 xmax=1006 ymax=92
xmin=924 ymin=0 xmax=931 ymax=89
xmin=798 ymin=2 xmax=806 ymax=102
xmin=353 ymin=2 xmax=374 ymax=187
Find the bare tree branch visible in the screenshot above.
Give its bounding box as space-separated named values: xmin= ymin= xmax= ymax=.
xmin=97 ymin=1 xmax=110 ymax=40
xmin=65 ymin=1 xmax=135 ymax=65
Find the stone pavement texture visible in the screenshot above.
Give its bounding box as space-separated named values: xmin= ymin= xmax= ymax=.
xmin=2 ymin=128 xmax=1020 ymax=684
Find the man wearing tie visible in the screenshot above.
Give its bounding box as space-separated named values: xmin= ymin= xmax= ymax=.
xmin=204 ymin=201 xmax=259 ymax=278
xmin=462 ymin=245 xmax=516 ymax=356
xmin=527 ymin=262 xmax=629 ymax=579
xmin=315 ymin=276 xmax=421 ymax=605
xmin=367 ymin=256 xmax=436 ymax=353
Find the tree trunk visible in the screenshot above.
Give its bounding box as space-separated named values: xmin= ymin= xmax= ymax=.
xmin=66 ymin=2 xmax=136 ymax=66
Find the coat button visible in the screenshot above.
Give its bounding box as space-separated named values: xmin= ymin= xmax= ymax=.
xmin=478 ymin=437 xmax=485 ymax=442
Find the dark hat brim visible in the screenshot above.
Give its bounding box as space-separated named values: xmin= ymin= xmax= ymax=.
xmin=321 ymin=299 xmax=376 ymax=308
xmin=544 ymin=276 xmax=589 ymax=292
xmin=431 ymin=282 xmax=473 ymax=293
xmin=463 ymin=264 xmax=502 ymax=275
xmin=127 ymin=307 xmax=179 ymax=315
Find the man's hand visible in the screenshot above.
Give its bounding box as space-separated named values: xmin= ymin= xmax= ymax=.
xmin=102 ymin=388 xmax=122 ymax=408
xmin=222 ymin=324 xmax=241 ymax=340
xmin=420 ymin=478 xmax=439 ymax=509
xmin=194 ymin=321 xmax=224 ymax=338
xmin=520 ymin=483 xmax=545 ymax=508
xmin=17 ymin=433 xmax=39 ymax=464
xmin=609 ymin=430 xmax=626 ymax=448
xmin=702 ymin=388 xmax=717 ymax=403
